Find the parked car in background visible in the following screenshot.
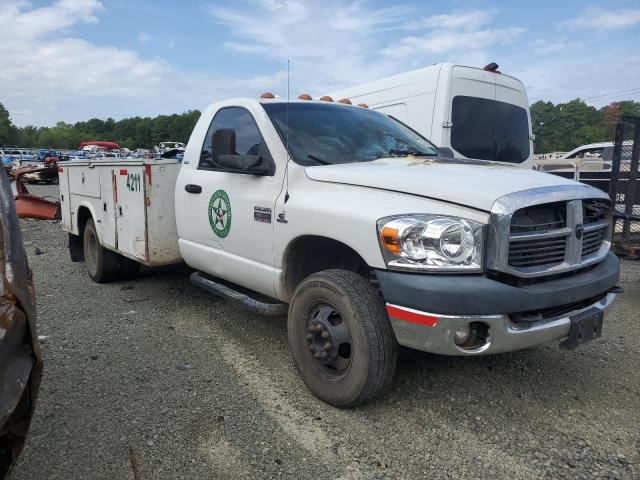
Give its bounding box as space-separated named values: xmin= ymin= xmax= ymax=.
xmin=534 ymin=141 xmax=634 ymax=193
xmin=1 ymin=152 xmax=12 ymax=173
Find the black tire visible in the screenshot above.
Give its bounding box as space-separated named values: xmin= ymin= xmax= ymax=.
xmin=288 ymin=269 xmax=397 ymax=407
xmin=118 ymin=256 xmax=141 ymax=280
xmin=83 ymin=218 xmax=119 ymax=283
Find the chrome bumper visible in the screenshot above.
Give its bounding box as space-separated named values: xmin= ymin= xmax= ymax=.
xmin=387 ymin=292 xmax=617 ymax=356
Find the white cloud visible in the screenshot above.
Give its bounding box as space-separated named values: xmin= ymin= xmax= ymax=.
xmin=528 ymin=37 xmax=580 ymax=55
xmin=206 ymin=0 xmax=413 ymax=93
xmin=138 ymin=31 xmax=151 ymax=45
xmin=206 ymin=1 xmax=513 ymax=95
xmin=3 ymin=0 xmax=635 ymax=128
xmin=406 ymin=10 xmax=495 ymax=31
xmin=510 ymin=52 xmax=640 ymax=107
xmin=382 ymin=27 xmax=526 ymax=58
xmin=557 ymin=7 xmax=640 ymax=31
xmin=0 ymin=0 xmax=103 ymax=40
xmin=0 ymin=0 xmax=285 ymax=125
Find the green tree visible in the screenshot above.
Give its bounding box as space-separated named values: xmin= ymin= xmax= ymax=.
xmin=0 ymin=103 xmax=19 ymax=147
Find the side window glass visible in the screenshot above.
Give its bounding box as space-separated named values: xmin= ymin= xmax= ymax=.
xmin=199 ymin=107 xmax=267 ymax=169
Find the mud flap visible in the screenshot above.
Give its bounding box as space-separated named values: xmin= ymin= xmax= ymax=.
xmin=68 ymin=233 xmax=84 ymax=262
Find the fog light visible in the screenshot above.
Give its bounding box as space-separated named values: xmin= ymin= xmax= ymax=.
xmin=454 ymin=324 xmax=471 ymax=346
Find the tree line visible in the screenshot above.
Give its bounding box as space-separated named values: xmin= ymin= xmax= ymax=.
xmin=0 ymin=103 xmax=201 ymax=151
xmin=2 ymin=99 xmax=639 ymax=153
xmin=530 ymin=99 xmax=640 ymax=153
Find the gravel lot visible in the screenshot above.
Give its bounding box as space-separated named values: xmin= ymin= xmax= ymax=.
xmin=8 ymin=189 xmax=640 ymax=479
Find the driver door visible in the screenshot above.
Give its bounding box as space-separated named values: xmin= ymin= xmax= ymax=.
xmin=177 ymin=106 xmax=284 ymax=298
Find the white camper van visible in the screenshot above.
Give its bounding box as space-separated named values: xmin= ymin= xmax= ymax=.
xmin=330 ymin=63 xmax=534 ymax=168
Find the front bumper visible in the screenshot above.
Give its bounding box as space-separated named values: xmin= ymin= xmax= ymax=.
xmin=387 ymin=293 xmax=616 ymax=355
xmin=377 ymin=252 xmax=620 ymax=355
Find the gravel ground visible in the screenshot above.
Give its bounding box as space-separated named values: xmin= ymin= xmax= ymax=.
xmin=8 ymin=207 xmax=640 ymax=479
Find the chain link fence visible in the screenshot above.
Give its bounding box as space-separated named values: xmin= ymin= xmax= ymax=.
xmin=609 ymin=115 xmax=640 ymax=255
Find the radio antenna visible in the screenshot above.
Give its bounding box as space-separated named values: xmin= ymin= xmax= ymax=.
xmin=286 ymin=59 xmax=290 ymax=154
xmin=284 ymin=59 xmax=291 ymax=203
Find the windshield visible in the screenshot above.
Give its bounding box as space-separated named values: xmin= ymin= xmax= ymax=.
xmin=262 ymin=102 xmax=440 ymax=166
xmin=451 ymin=96 xmax=530 ymax=164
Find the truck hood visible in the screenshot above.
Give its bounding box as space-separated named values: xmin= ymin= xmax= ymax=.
xmin=305 ymin=157 xmax=578 ymax=212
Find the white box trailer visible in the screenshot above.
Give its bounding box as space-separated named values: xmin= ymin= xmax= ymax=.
xmin=58 ymin=158 xmax=182 ymax=266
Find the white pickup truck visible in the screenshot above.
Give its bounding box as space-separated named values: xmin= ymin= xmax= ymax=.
xmin=59 ymin=96 xmax=620 ymax=407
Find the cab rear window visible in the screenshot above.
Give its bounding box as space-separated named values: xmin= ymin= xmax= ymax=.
xmin=451 ymin=96 xmax=530 ymax=164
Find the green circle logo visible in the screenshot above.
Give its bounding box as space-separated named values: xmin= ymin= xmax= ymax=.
xmin=208 ymin=190 xmax=232 ymax=238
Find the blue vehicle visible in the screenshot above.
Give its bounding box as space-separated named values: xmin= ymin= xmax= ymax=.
xmin=2 ymin=154 xmax=13 ymax=173
xmin=37 ymin=149 xmax=59 ymax=161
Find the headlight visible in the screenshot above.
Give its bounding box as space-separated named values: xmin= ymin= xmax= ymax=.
xmin=377 ymin=214 xmax=484 ymax=272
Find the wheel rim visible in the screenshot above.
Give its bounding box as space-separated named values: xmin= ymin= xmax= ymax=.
xmin=85 ymin=228 xmax=98 ymax=275
xmin=304 ymin=302 xmax=353 ymax=380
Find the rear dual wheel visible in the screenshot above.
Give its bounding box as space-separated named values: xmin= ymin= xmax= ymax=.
xmin=288 ymin=269 xmax=397 ymax=407
xmin=83 ymin=219 xmax=140 ymax=282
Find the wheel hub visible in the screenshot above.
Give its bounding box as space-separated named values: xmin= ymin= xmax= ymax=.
xmin=305 ymin=304 xmax=352 ymax=374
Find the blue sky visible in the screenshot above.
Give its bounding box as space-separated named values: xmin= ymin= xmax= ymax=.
xmin=2 ymin=0 xmax=640 ymax=126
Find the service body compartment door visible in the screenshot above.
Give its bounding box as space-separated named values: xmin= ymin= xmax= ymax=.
xmin=68 ymin=165 xmax=101 ymax=197
xmin=115 ymin=167 xmax=147 ymax=260
xmin=57 ymin=165 xmax=72 ymax=229
xmin=100 ymin=168 xmax=118 ymax=248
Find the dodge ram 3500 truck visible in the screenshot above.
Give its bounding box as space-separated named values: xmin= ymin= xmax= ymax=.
xmin=59 ymin=96 xmax=620 ymax=407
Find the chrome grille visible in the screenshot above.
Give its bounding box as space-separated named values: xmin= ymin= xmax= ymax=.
xmin=581 ymin=199 xmax=609 ymax=259
xmin=582 ymin=227 xmax=606 ymax=257
xmin=487 ymin=187 xmax=613 ymax=279
xmin=509 ymin=235 xmax=567 ymax=268
xmin=504 ymin=198 xmax=610 ymax=274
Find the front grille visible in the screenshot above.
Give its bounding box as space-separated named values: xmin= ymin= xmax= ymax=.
xmin=508 ymin=201 xmax=569 ymax=268
xmin=581 ymin=199 xmax=609 ymax=259
xmin=510 ymin=201 xmax=566 ymax=233
xmin=509 ymin=236 xmax=567 ymax=268
xmin=506 ymin=198 xmax=609 ymax=271
xmin=582 ymin=228 xmax=606 ymax=257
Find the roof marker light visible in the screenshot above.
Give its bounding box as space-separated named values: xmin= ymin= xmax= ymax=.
xmin=261 ymin=92 xmax=275 ymax=99
xmin=483 ymin=62 xmax=501 ymax=74
xmin=298 ymin=93 xmax=312 ymax=100
xmin=357 ymin=103 xmax=369 ymax=109
xmin=319 ymin=95 xmax=334 ymax=102
xmin=338 ymin=98 xmax=352 ymax=105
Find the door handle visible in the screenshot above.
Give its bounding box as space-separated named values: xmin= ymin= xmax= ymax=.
xmin=184 ymin=184 xmax=202 ymax=194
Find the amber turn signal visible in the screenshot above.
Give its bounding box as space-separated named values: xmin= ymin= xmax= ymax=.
xmin=381 ymin=226 xmax=400 ymax=254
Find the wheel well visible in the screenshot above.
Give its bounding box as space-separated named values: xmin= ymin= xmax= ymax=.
xmin=76 ymin=206 xmax=92 ymax=234
xmin=283 ymin=236 xmax=369 ymax=300
xmin=70 ymin=206 xmax=93 ymax=262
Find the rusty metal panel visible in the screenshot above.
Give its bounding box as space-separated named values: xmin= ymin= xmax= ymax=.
xmin=0 ymin=168 xmax=42 ymax=477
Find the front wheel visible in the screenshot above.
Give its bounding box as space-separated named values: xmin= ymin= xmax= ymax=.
xmin=288 ymin=269 xmax=397 ymax=407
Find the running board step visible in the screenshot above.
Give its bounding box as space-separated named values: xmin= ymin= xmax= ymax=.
xmin=190 ymin=271 xmax=288 ymax=316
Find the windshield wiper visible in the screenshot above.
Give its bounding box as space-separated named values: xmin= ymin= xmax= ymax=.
xmin=307 ymin=154 xmax=333 ymax=165
xmin=386 ymin=148 xmax=436 ymax=157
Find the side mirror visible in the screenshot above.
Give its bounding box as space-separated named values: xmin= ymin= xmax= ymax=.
xmin=212 ymin=128 xmax=237 ymax=162
xmin=211 ymin=128 xmax=273 ymax=175
xmin=217 ymin=154 xmax=269 ymax=174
